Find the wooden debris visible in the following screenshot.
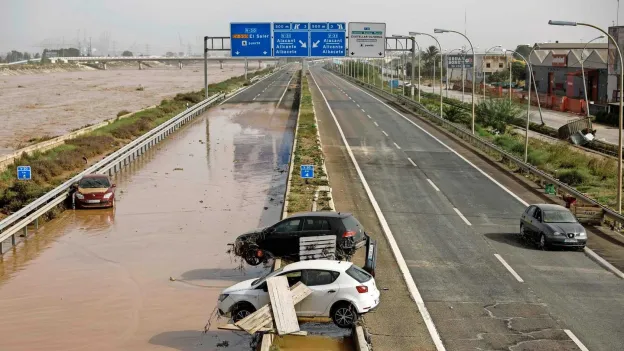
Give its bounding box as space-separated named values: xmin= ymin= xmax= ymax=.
xmin=267 ymin=276 xmax=299 ymax=335
xmin=218 ymin=323 xmax=307 ymax=336
xmin=300 ymin=236 xmax=336 ymax=260
xmin=234 ymin=282 xmax=312 ymax=335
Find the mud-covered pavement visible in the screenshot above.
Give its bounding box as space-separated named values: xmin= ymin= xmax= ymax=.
xmin=0 ymin=71 xmax=297 ymax=350
xmin=0 ymin=62 xmax=259 ymax=154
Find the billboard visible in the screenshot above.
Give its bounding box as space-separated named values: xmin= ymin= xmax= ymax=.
xmin=552 ymin=54 xmax=567 ymax=67
xmin=608 ymin=26 xmax=624 ymax=75
xmin=447 ymin=55 xmax=473 ymax=69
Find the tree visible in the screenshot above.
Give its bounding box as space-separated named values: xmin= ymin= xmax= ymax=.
xmin=165 ymin=51 xmax=175 ymax=57
xmin=34 ymin=53 xmax=40 ymax=59
xmin=423 ymin=45 xmax=439 ymax=63
xmin=476 ymin=98 xmax=522 ymax=133
xmin=122 ymin=50 xmax=133 ymax=57
xmin=513 ymin=45 xmax=532 ymax=60
xmin=512 ymin=60 xmax=526 ymax=81
xmin=23 ymin=52 xmax=31 ymax=60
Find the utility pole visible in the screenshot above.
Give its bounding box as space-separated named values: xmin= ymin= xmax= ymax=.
xmin=88 ymin=37 xmax=92 ymax=57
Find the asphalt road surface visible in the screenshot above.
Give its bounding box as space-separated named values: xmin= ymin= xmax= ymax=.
xmin=0 ymin=65 xmax=298 ymax=351
xmin=309 ymin=64 xmax=624 ymax=351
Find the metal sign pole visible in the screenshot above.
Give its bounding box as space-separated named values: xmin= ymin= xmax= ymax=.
xmin=204 ymin=36 xmax=208 ymax=99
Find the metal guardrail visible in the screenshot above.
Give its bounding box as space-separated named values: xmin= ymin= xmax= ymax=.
xmin=0 ymin=93 xmax=225 ymax=251
xmin=328 ymin=68 xmax=624 ymax=229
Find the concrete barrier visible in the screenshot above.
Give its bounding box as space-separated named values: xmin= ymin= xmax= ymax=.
xmin=0 ymin=105 xmax=156 ymax=172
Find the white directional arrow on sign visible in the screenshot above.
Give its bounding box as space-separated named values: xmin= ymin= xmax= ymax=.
xmin=235 ymin=51 xmax=240 ymax=55
xmin=312 ymin=40 xmax=320 ymax=48
xmin=263 ymin=51 xmax=268 ymax=55
xmin=299 ymin=40 xmax=307 ymax=48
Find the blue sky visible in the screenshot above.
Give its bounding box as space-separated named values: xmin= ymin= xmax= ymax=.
xmin=1 ymin=0 xmax=618 ymax=55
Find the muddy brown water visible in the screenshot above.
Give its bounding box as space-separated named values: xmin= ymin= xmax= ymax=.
xmin=0 ymin=62 xmax=260 ymax=154
xmin=0 ymin=100 xmax=295 ymax=350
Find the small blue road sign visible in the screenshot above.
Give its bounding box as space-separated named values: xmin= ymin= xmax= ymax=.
xmin=328 ymin=22 xmax=346 ymax=31
xmin=310 ymin=31 xmax=346 ymax=57
xmin=230 ymin=22 xmax=272 ymax=57
xmin=300 ymin=165 xmax=315 ymax=179
xmin=17 ymin=166 xmax=31 ymax=180
xmin=310 ymin=22 xmax=329 ymax=30
xmin=274 ymin=31 xmax=310 ymax=57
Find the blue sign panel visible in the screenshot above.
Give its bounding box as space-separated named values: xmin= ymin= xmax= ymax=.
xmin=328 ymin=22 xmax=346 ymax=31
xmin=230 ymin=23 xmax=272 ymax=57
xmin=17 ymin=166 xmax=31 ymax=180
xmin=310 ymin=22 xmax=329 ymax=30
xmin=274 ymin=31 xmax=309 ymax=57
xmin=310 ymin=31 xmax=346 ymax=57
xmin=273 ymin=22 xmax=291 ymax=31
xmin=300 ymin=165 xmax=314 ymax=179
xmin=291 ymin=22 xmax=309 ymax=31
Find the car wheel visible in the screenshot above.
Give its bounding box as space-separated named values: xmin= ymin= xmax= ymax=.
xmin=331 ymin=302 xmax=358 ymax=328
xmin=538 ymin=233 xmax=548 ymax=251
xmin=232 ymin=303 xmax=256 ymax=322
xmin=519 ymin=224 xmax=526 ymax=239
xmin=243 ymin=249 xmax=262 ymax=266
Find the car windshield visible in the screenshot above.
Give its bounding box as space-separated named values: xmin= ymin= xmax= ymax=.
xmin=543 ymin=210 xmax=577 ymax=223
xmin=79 ymin=177 xmax=111 ymax=188
xmin=251 ymin=267 xmax=284 ymax=286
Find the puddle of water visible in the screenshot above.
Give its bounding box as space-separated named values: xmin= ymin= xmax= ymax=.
xmin=0 ymin=98 xmax=296 ymax=350
xmin=274 ymin=334 xmax=354 ymax=351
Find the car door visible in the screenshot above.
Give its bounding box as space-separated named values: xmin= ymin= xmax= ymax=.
xmin=300 ymin=217 xmax=333 ymax=260
xmin=521 ymin=206 xmax=535 ymax=234
xmin=262 ymin=218 xmax=303 ymax=257
xmin=298 ymin=269 xmax=341 ymax=316
xmin=531 ymin=207 xmax=544 ymax=240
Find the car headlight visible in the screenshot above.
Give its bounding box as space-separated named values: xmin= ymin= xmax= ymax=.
xmin=218 ymin=294 xmax=229 ymax=302
xmin=75 ymin=192 xmax=84 ymax=200
xmin=552 ymin=231 xmax=562 ymax=236
xmin=103 ymin=192 xmax=113 ymax=199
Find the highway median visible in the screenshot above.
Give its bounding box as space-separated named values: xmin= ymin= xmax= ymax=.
xmin=283 ymin=70 xmax=333 ymax=216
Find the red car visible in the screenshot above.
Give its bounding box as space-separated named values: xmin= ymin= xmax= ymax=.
xmin=73 ymin=174 xmax=116 ymax=208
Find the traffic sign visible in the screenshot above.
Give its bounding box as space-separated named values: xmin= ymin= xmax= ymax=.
xmin=310 ymin=31 xmax=346 ymax=57
xmin=310 ymin=22 xmax=329 ymax=30
xmin=17 ymin=166 xmax=31 ymax=180
xmin=447 ymin=55 xmax=474 ymax=68
xmin=348 ymin=22 xmax=386 ymax=58
xmin=273 ymin=22 xmax=291 ymax=30
xmin=230 ymin=23 xmax=272 ymax=57
xmin=292 ymin=22 xmax=309 ymax=31
xmin=328 ymin=22 xmax=346 ymax=31
xmin=300 ymin=165 xmax=314 ymax=179
xmin=274 ymin=31 xmax=310 ymax=57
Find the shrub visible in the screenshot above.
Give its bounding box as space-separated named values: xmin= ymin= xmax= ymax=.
xmin=558 ymin=169 xmax=589 ymax=186
xmin=476 ymin=98 xmax=522 ymax=133
xmin=527 ymin=149 xmax=548 ymax=166
xmin=117 ymin=110 xmax=131 ymax=118
xmin=0 ymin=181 xmax=48 ymax=213
xmin=444 ymin=105 xmax=469 ymax=123
xmin=588 ymin=157 xmax=617 ymax=178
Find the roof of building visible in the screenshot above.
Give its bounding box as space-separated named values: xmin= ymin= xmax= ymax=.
xmin=536 ymin=42 xmax=608 ymax=50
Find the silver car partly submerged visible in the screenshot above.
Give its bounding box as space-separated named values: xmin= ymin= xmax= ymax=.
xmin=520 ymin=204 xmax=587 ymax=250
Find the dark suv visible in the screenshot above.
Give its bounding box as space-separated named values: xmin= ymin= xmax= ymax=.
xmin=233 ymin=212 xmax=368 ymax=265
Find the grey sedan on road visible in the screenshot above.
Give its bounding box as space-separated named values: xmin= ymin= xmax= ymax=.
xmin=520 ymin=204 xmax=587 ymax=250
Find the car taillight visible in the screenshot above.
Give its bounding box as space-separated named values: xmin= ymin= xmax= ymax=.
xmin=343 ymin=230 xmax=356 ymax=238
xmin=356 ymin=285 xmax=368 ymax=293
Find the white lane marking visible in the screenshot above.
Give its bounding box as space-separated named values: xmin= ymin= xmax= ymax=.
xmin=252 ymin=97 xmax=257 ymax=101
xmin=564 ymin=330 xmax=590 ymax=351
xmin=408 ymin=157 xmax=417 ymax=167
xmin=393 ymin=142 xmax=401 ymax=150
xmin=309 ymin=69 xmax=446 ymax=351
xmin=427 ymin=179 xmax=440 ymax=192
xmin=219 ymin=69 xmax=282 ymax=105
xmin=373 ymin=122 xmax=379 ymax=127
xmin=382 ymin=131 xmax=389 ymax=137
xmin=330 ymin=71 xmax=529 ymax=208
xmin=453 ymin=208 xmax=471 ymax=226
xmin=584 ymin=247 xmax=624 ymax=279
xmin=367 ymin=115 xmax=372 ymax=119
xmin=361 ymin=109 xmax=366 ymax=113
xmin=276 ymin=72 xmax=294 ymax=107
xmin=356 ymin=104 xmax=360 ymax=108
xmin=494 ymin=254 xmax=524 ymax=283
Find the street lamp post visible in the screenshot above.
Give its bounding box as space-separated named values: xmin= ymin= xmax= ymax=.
xmin=505 ymin=49 xmax=533 ymax=163
xmin=410 ymin=32 xmax=443 ymax=117
xmin=435 ymin=28 xmax=477 ymax=133
xmin=482 ymin=45 xmax=503 ymax=99
xmin=550 ymin=19 xmax=624 ymax=214
xmin=397 ymin=40 xmax=405 ymax=95
xmin=581 ymin=35 xmax=605 ymax=117
xmin=527 ymin=44 xmax=545 ymax=125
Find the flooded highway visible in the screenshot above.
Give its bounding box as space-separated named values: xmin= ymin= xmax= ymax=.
xmin=0 ymin=68 xmax=297 ymax=351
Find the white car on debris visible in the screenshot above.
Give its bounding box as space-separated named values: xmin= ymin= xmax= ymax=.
xmin=217 ymin=260 xmax=380 ymax=328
